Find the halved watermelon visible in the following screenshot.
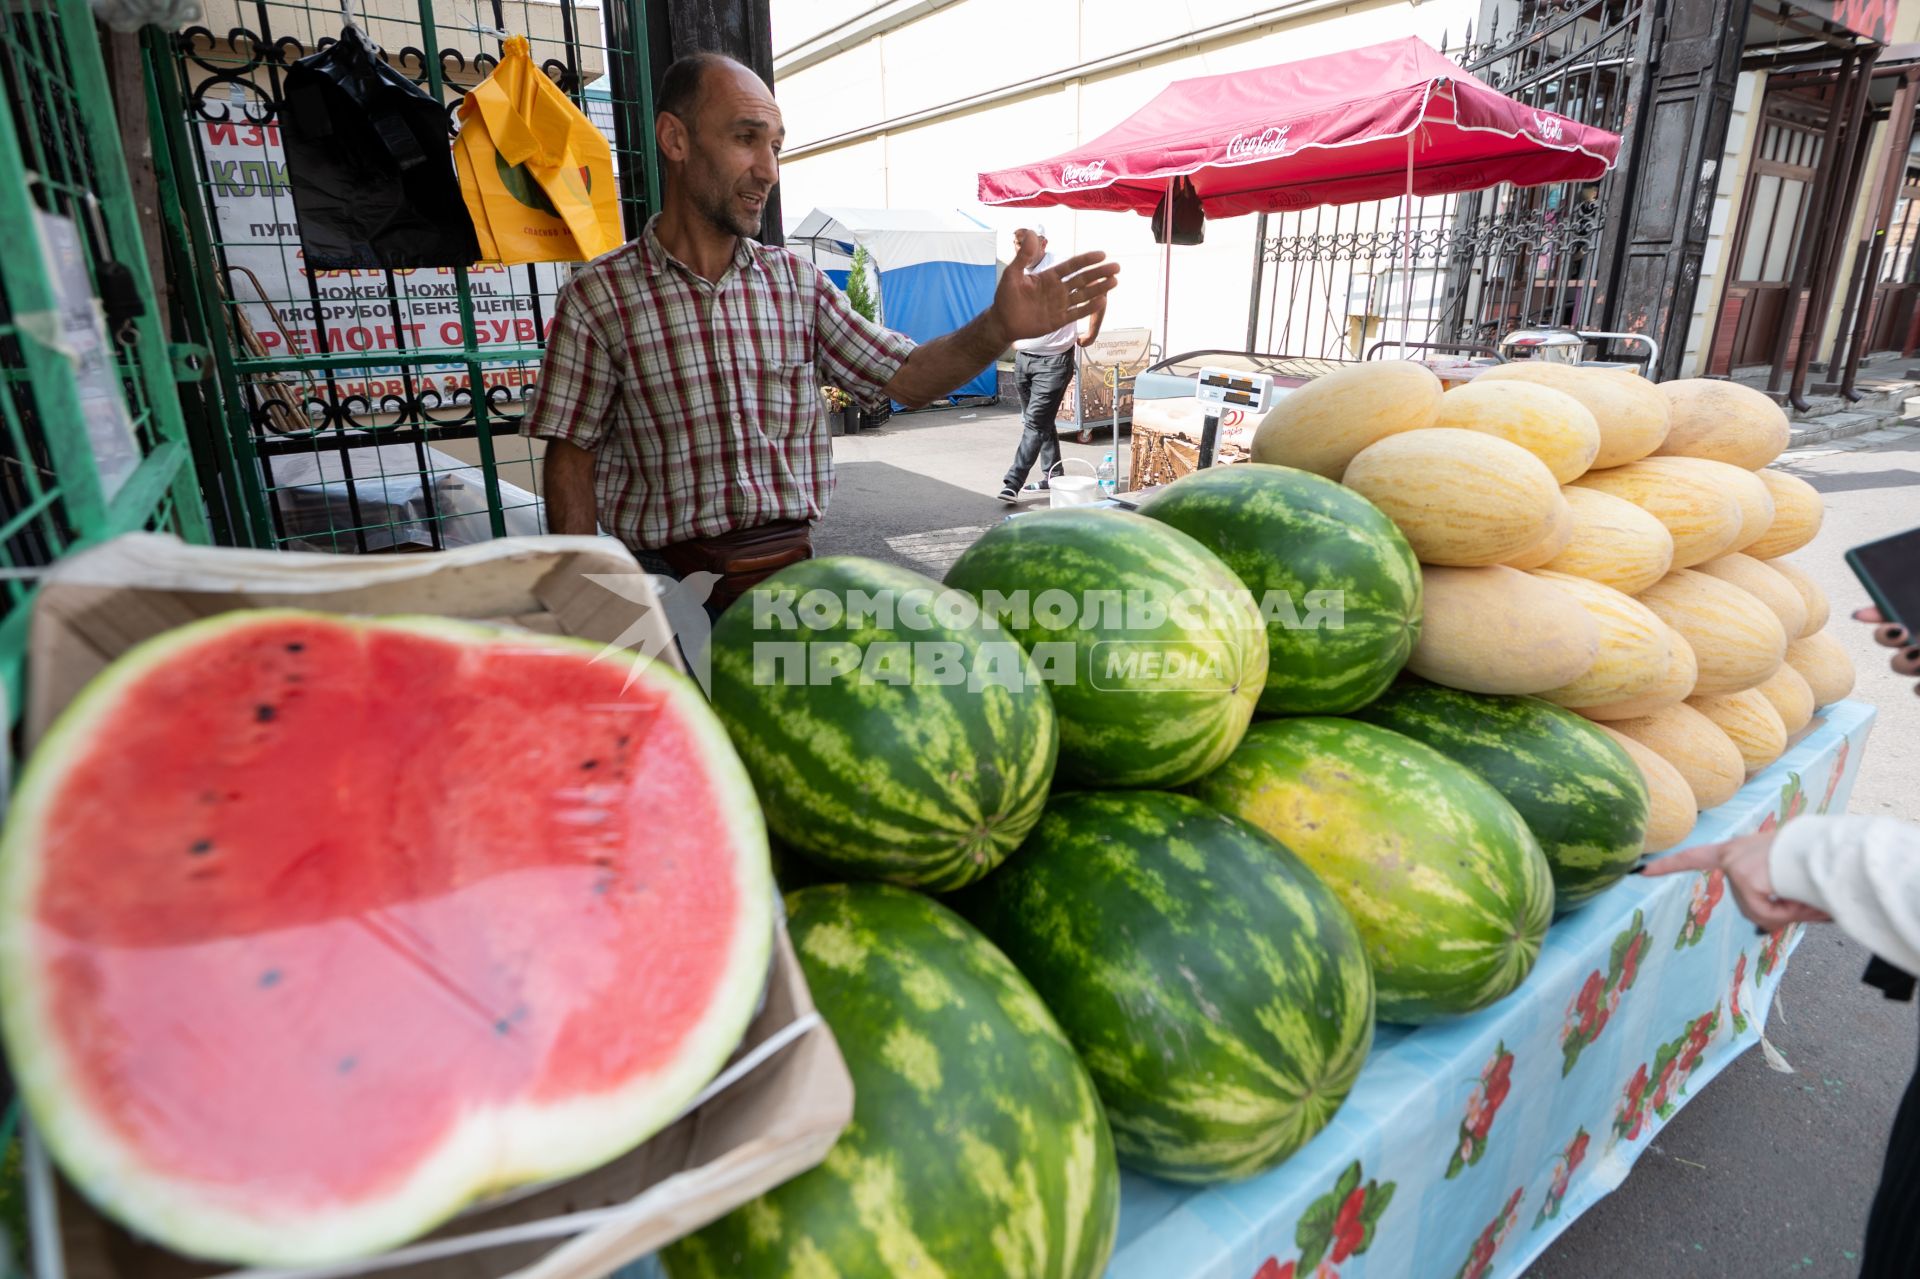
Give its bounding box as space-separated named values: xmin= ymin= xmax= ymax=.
xmin=0 ymin=610 xmax=773 ymax=1265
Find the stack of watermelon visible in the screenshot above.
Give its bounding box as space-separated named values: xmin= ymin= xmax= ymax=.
xmin=1255 ymin=359 xmax=1853 ymax=854
xmin=672 ymin=435 xmax=1687 ymax=1274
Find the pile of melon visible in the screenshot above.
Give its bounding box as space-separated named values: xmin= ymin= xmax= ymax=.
xmin=1253 ymin=362 xmax=1853 ymax=854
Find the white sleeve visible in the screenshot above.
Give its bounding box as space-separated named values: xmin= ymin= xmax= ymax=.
xmin=1768 ymin=816 xmax=1920 ymax=974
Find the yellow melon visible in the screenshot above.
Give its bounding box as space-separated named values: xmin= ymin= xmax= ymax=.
xmin=1529 ymin=571 xmax=1675 ymax=708
xmin=1607 ymin=703 xmax=1746 ymax=811
xmin=1541 ymin=486 xmax=1676 ymax=594
xmin=1342 ymin=429 xmax=1562 ymax=566
xmin=1686 ymin=689 xmax=1789 ymax=776
xmin=1594 ymin=726 xmax=1698 ymax=852
xmin=1655 ymin=378 xmax=1791 ymax=470
xmin=1432 ymin=380 xmax=1601 ymax=482
xmin=1407 ymin=565 xmax=1601 ymax=694
xmin=1638 ymin=457 xmax=1776 ymax=552
xmin=1251 ymin=360 xmax=1442 ymax=478
xmin=1476 ymin=362 xmax=1671 ymax=468
xmin=1754 ymin=663 xmax=1815 ymax=736
xmin=1767 ymin=558 xmax=1830 ymax=638
xmin=1635 ymin=569 xmax=1787 ymax=695
xmin=1694 ymin=553 xmax=1809 ymax=640
xmin=1503 ymin=491 xmax=1576 ymax=570
xmin=1570 ymin=460 xmax=1744 ymax=569
xmin=1746 ymin=469 xmax=1825 ymax=559
xmin=1786 ymin=629 xmax=1856 ymax=706
xmin=1578 ymin=625 xmax=1698 ymax=720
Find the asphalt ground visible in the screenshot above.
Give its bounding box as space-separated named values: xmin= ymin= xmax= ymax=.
xmin=815 ymin=403 xmax=1920 ymax=1278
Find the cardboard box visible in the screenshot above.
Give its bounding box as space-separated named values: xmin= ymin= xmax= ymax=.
xmin=17 ymin=533 xmax=851 ymax=1279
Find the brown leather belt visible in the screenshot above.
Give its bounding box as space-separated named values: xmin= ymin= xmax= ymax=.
xmin=656 ymin=519 xmax=813 ymax=614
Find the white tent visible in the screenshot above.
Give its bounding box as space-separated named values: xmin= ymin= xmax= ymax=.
xmin=788 ymin=208 xmax=999 ymax=400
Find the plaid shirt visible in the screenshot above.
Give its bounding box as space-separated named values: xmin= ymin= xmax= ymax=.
xmin=521 ymin=215 xmax=915 ymax=550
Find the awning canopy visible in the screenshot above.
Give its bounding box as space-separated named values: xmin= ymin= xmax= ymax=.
xmin=977 ymin=36 xmax=1622 ymax=218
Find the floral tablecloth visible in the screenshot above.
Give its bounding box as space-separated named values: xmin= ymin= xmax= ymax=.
xmin=1108 ymin=698 xmax=1877 ymax=1279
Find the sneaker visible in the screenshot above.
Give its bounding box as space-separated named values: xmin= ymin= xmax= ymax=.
xmin=997 ymin=486 xmax=1018 ymax=505
xmin=1022 ymin=479 xmax=1050 ymax=492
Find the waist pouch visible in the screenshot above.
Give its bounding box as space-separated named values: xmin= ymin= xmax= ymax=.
xmin=657 ymin=519 xmax=813 ymax=612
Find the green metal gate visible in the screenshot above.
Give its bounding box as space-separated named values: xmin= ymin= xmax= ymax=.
xmin=0 ymin=0 xmax=211 ymax=725
xmin=145 ymin=0 xmax=658 ymax=555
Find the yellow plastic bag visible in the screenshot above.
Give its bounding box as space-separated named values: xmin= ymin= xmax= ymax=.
xmin=454 ymin=35 xmax=621 ymax=264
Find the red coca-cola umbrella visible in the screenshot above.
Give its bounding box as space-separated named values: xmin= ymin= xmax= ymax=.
xmin=977 ymin=36 xmax=1621 ymax=216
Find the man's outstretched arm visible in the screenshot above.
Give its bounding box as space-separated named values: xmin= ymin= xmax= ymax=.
xmin=882 ymin=244 xmax=1119 ymax=408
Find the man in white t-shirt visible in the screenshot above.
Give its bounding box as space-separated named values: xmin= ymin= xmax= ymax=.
xmin=997 ymin=224 xmax=1106 ymax=503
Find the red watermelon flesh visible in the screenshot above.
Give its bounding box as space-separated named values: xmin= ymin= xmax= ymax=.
xmin=0 ymin=610 xmax=772 ymax=1265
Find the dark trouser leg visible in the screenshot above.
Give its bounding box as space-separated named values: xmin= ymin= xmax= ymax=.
xmin=1003 ymin=351 xmax=1075 ymax=490
xmin=1862 ymin=1017 xmax=1920 ymax=1276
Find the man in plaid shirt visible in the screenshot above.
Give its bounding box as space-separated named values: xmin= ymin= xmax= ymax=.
xmin=524 ymin=52 xmax=1117 ymax=603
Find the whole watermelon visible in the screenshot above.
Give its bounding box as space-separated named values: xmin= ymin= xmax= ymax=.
xmin=958 ymin=791 xmax=1374 ymax=1182
xmin=944 ymin=508 xmax=1267 ymax=788
xmin=662 ymin=884 xmax=1120 ymax=1279
xmin=1352 ymin=683 xmax=1650 ymax=911
xmin=1137 ymin=463 xmax=1421 ymax=714
xmin=710 ymin=557 xmax=1057 ymax=890
xmin=1192 ymin=718 xmax=1554 ymax=1023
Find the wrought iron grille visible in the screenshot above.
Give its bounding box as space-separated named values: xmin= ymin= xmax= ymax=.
xmin=146 ymin=0 xmax=656 ymax=552
xmin=1249 ymin=0 xmax=1645 ymax=360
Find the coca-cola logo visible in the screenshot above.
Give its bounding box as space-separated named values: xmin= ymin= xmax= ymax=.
xmin=1533 ymin=113 xmax=1565 ymax=142
xmin=1225 ymin=126 xmax=1291 ymax=160
xmin=1061 ymin=160 xmax=1108 ymax=187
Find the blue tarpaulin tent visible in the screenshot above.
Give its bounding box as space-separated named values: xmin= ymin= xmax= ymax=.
xmin=788 ymin=207 xmax=998 ymax=402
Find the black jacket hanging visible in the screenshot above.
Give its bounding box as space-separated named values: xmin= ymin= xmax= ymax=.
xmin=1151 ymin=175 xmax=1206 ymax=246
xmin=280 ymin=25 xmax=480 ymax=270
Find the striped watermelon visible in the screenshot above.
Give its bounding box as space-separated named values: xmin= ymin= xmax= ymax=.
xmin=1192 ymin=719 xmax=1553 ymax=1023
xmin=1351 ymin=683 xmax=1650 ymax=911
xmin=709 ymin=558 xmax=1056 ymax=891
xmin=958 ymin=791 xmax=1374 ymax=1181
xmin=662 ymin=884 xmax=1120 ymax=1279
xmin=1136 ymin=463 xmax=1421 ymax=715
xmin=944 ymin=509 xmax=1266 ymax=788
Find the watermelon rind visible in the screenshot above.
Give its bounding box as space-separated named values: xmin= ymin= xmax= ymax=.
xmin=1351 ymin=682 xmax=1651 ymax=911
xmin=664 ymin=883 xmax=1120 ymax=1279
xmin=958 ymin=791 xmax=1375 ymax=1182
xmin=709 ymin=557 xmax=1059 ymax=890
xmin=943 ymin=508 xmax=1267 ymax=789
xmin=1192 ymin=717 xmax=1554 ymax=1023
xmin=0 ymin=610 xmax=773 ymax=1266
xmin=1137 ymin=463 xmax=1421 ymax=715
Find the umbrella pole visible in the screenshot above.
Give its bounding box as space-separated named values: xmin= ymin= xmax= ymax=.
xmin=1161 ymin=177 xmax=1174 ymax=357
xmin=1400 ymin=132 xmax=1415 ymax=358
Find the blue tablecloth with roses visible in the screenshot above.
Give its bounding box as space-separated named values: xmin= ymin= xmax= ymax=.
xmin=1108 ymin=698 xmax=1877 ymax=1279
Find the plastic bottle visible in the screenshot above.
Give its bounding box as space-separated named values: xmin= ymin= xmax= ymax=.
xmin=1098 ymin=452 xmax=1117 ymax=498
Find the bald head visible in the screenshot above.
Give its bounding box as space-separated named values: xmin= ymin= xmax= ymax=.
xmin=655 ymin=52 xmax=783 ymax=237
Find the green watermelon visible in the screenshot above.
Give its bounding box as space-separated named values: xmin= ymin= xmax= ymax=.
xmin=1137 ymin=463 xmax=1421 ymax=715
xmin=1351 ymin=682 xmax=1650 ymax=911
xmin=664 ymin=884 xmax=1120 ymax=1279
xmin=710 ymin=557 xmax=1057 ymax=890
xmin=1192 ymin=718 xmax=1554 ymax=1023
xmin=943 ymin=508 xmax=1267 ymax=788
xmin=0 ymin=611 xmax=773 ymax=1266
xmin=957 ymin=791 xmax=1374 ymax=1182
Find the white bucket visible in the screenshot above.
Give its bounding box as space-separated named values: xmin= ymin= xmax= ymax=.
xmin=1047 ymin=457 xmax=1101 ymax=508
